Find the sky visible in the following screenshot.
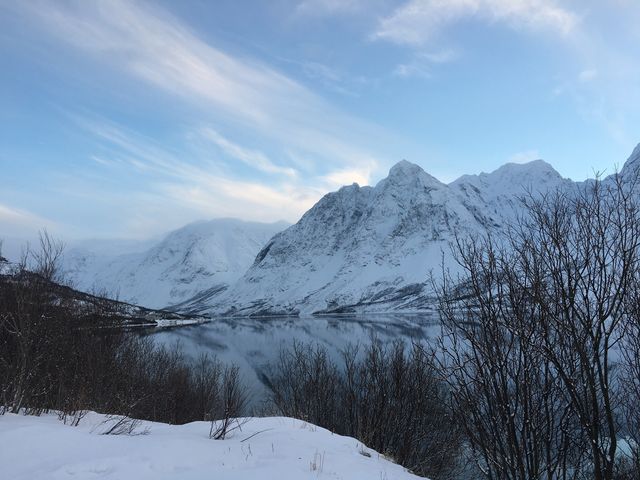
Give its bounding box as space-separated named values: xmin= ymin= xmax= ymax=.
xmin=1 ymin=0 xmax=639 ymax=241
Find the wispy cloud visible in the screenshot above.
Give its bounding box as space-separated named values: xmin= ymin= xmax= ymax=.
xmin=298 ymin=61 xmax=367 ymax=96
xmin=3 ymin=0 xmax=398 ymax=237
xmin=19 ymin=0 xmax=388 ymax=177
xmin=393 ymin=49 xmax=459 ymax=78
xmin=578 ymin=68 xmax=598 ymax=83
xmin=374 ymin=0 xmax=578 ymax=46
xmin=0 ymin=203 xmax=56 ymax=238
xmin=295 ymin=0 xmax=377 ymax=17
xmin=551 ymin=21 xmax=640 ymax=148
xmin=63 ymin=117 xmax=376 ymax=236
xmin=322 ymin=168 xmax=372 ymax=188
xmin=373 ymin=0 xmax=639 ymax=153
xmin=508 ymin=150 xmax=541 ymax=164
xmin=198 ymin=128 xmax=297 ymax=178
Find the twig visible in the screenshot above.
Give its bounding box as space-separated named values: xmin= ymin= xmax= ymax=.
xmin=240 ymin=428 xmax=274 ymax=442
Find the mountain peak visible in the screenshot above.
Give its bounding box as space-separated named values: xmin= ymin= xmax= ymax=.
xmin=388 ymin=159 xmax=423 ymax=177
xmin=385 ymin=160 xmax=443 ymax=189
xmin=493 ymin=159 xmax=561 ymax=178
xmin=453 ymin=158 xmax=562 ymax=185
xmin=500 ymin=158 xmax=550 ymax=170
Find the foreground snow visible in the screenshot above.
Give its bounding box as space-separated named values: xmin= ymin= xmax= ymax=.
xmin=0 ymin=412 xmax=424 ymax=480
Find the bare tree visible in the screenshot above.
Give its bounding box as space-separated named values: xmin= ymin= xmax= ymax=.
xmin=0 ymin=232 xmax=69 ymax=413
xmin=436 ymin=235 xmax=582 ymax=480
xmin=32 ymin=230 xmax=65 ymax=283
xmin=0 ymin=233 xmax=249 ymax=427
xmin=516 ymin=176 xmax=640 ymax=480
xmin=619 ymin=270 xmax=640 ymax=478
xmin=436 ymin=174 xmax=640 ymax=480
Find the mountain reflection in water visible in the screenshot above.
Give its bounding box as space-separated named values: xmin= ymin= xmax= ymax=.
xmin=145 ymin=315 xmax=442 ymax=405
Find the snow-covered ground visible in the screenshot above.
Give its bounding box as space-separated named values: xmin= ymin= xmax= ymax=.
xmin=0 ymin=412 xmax=423 ymax=480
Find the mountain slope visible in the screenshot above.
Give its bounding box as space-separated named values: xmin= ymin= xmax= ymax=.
xmin=196 ymin=158 xmax=570 ymax=316
xmin=621 ymin=143 xmax=640 ymax=181
xmin=0 ymin=262 xmax=200 ymax=327
xmin=63 ymin=219 xmax=287 ymax=309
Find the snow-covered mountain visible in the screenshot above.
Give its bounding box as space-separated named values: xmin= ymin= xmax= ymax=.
xmin=621 ymin=143 xmax=640 ymax=181
xmin=63 ymin=219 xmax=287 ymax=309
xmin=62 ymin=144 xmax=640 ymax=317
xmin=451 ymin=159 xmax=572 ymax=228
xmin=192 ymin=157 xmax=572 ymax=316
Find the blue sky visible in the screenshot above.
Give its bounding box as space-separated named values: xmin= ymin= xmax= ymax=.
xmin=1 ymin=0 xmax=639 ymax=240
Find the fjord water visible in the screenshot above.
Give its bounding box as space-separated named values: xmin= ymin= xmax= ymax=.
xmin=145 ymin=315 xmax=442 ymax=404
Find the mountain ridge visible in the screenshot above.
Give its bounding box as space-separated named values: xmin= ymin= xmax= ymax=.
xmin=186 ymin=155 xmax=575 ymax=316
xmin=60 ymin=145 xmax=640 ymax=316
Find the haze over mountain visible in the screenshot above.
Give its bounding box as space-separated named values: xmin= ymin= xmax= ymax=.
xmin=63 ymin=219 xmax=288 ymax=309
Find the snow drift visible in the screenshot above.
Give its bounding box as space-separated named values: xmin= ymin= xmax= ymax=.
xmin=0 ymin=412 xmax=423 ymax=480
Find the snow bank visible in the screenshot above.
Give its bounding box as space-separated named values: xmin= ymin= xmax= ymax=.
xmin=0 ymin=412 xmax=424 ymax=479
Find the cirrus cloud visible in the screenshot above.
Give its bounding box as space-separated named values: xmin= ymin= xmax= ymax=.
xmin=16 ymin=0 xmax=389 ymax=180
xmin=373 ymin=0 xmax=578 ymax=46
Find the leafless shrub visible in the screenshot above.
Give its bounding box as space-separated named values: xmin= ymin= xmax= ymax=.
xmin=96 ymin=415 xmax=149 ymax=436
xmin=0 ymin=231 xmax=75 ymax=414
xmin=31 ymin=230 xmax=65 ymax=284
xmin=270 ymin=341 xmax=341 ymax=427
xmin=209 ymin=366 xmax=248 ymax=440
xmin=57 ymin=404 xmax=88 ymax=427
xmin=269 ymin=340 xmax=463 ymax=479
xmin=0 ymin=232 xmax=247 ymax=428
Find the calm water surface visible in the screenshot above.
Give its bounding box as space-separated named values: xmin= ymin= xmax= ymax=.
xmin=145 ymin=314 xmax=442 ymax=404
